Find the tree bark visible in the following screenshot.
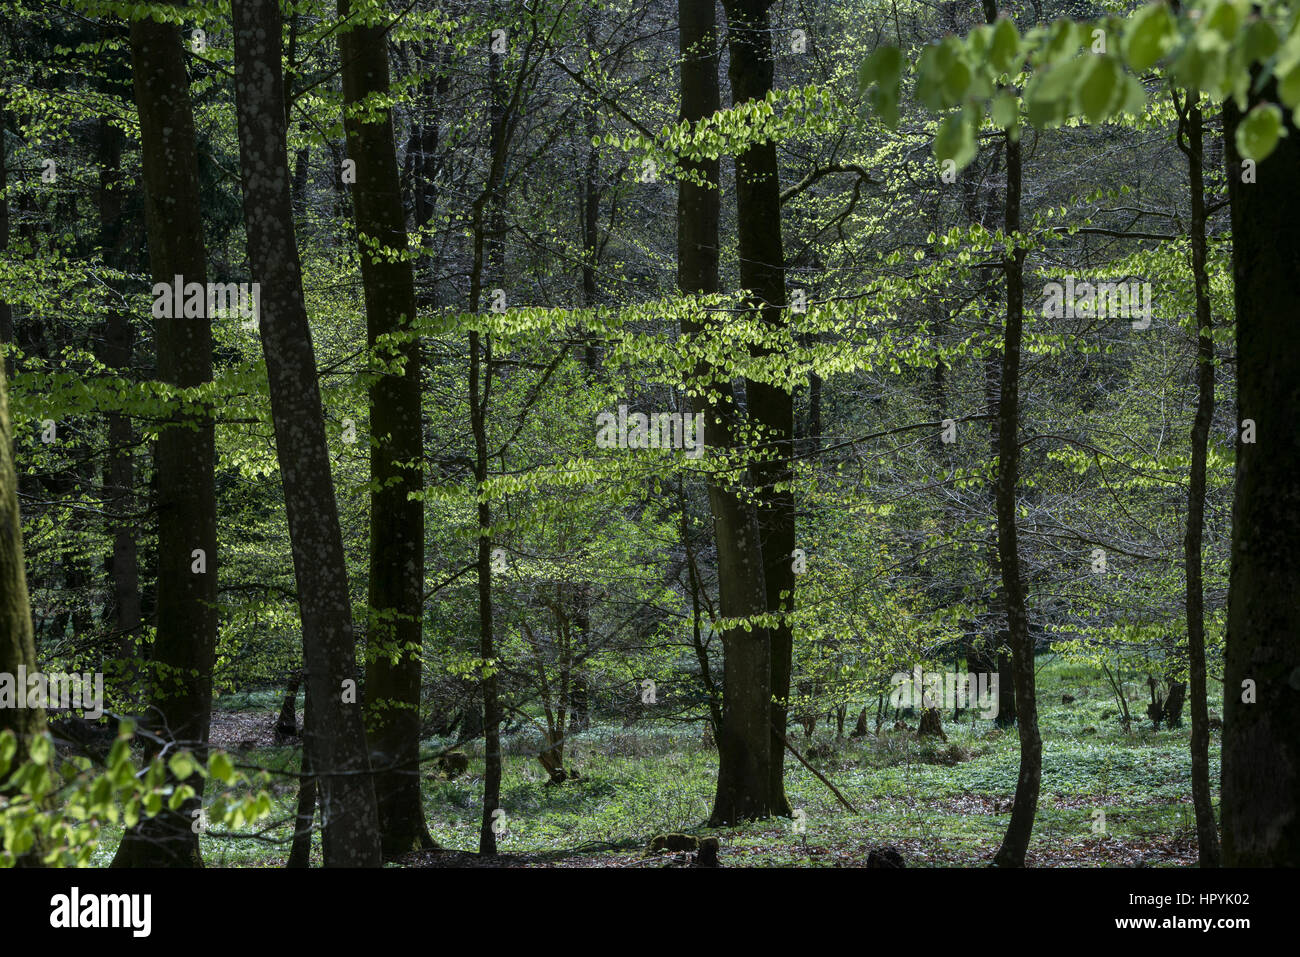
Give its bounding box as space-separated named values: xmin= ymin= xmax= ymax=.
xmin=113 ymin=7 xmax=217 ymax=869
xmin=465 ymin=26 xmax=511 ymax=855
xmin=232 ymin=0 xmax=382 ymax=867
xmin=96 ymin=96 xmax=143 ymax=700
xmin=0 ymin=107 xmax=11 ymax=368
xmin=1220 ymin=80 xmax=1300 ymax=867
xmin=678 ymin=0 xmax=775 ymax=825
xmin=992 ymin=132 xmax=1041 ymax=868
xmin=721 ymin=0 xmax=794 ymax=819
xmin=338 ymin=0 xmax=433 ymax=859
xmin=0 ymin=250 xmax=46 ymax=869
xmin=1177 ymin=94 xmax=1220 ymax=866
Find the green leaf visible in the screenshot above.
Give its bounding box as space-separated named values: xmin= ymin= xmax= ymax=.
xmin=1202 ymin=0 xmax=1242 ymax=41
xmin=934 ymin=110 xmax=977 ymax=170
xmin=90 ymin=774 xmax=114 ymax=811
xmin=1239 ymin=19 xmax=1281 ymax=64
xmin=1278 ymin=61 xmax=1300 ymax=109
xmin=870 ymin=84 xmax=900 ymax=129
xmin=0 ymin=730 xmax=15 ymax=779
xmin=859 ymin=44 xmax=902 ymax=92
xmin=991 ymin=92 xmax=1020 ymax=129
xmin=990 ymin=17 xmax=1021 ymax=74
xmin=27 ymin=734 xmax=51 ymax=767
xmin=1043 ymin=19 xmax=1082 ymax=64
xmin=1119 ymin=74 xmax=1147 ymax=116
xmin=208 ymin=751 xmax=236 ymax=785
xmin=1235 ymin=102 xmax=1286 ymax=160
xmin=168 ymin=752 xmax=198 ymax=781
xmin=1124 ymin=3 xmax=1177 ymax=72
xmin=1079 ymin=57 xmax=1121 ymax=121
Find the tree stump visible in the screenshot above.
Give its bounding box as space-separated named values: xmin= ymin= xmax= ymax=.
xmin=851 ymin=708 xmax=869 ymax=737
xmin=917 ymin=707 xmax=947 ymax=741
xmin=867 ymin=845 xmax=905 ymax=867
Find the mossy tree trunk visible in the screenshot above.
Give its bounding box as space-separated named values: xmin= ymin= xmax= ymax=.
xmin=0 ymin=278 xmax=46 ymax=869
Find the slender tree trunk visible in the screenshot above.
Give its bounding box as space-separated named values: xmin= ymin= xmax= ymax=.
xmin=1 ymin=109 xmax=13 ymax=371
xmin=96 ymin=103 xmax=142 ymax=698
xmin=287 ymin=682 xmax=316 ymax=868
xmin=338 ymin=0 xmax=433 ymax=858
xmin=1220 ymin=79 xmax=1300 ymax=867
xmin=466 ymin=26 xmax=511 ymax=853
xmin=992 ymin=132 xmax=1040 ymax=868
xmin=113 ymin=8 xmax=217 ymax=869
xmin=1178 ymin=93 xmax=1220 ymax=867
xmin=469 ymin=327 xmax=500 ymax=853
xmin=233 ymin=0 xmax=382 ymax=866
xmin=721 ymin=0 xmax=793 ymax=818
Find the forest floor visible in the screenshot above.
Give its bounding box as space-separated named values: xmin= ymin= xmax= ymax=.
xmin=89 ymin=657 xmax=1219 ymax=867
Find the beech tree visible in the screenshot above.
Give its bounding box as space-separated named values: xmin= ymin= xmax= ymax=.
xmin=232 ymin=0 xmax=382 ymax=867
xmin=112 ymin=5 xmax=217 ymax=869
xmin=1221 ymin=74 xmax=1300 ymax=867
xmin=338 ymin=0 xmax=434 ymax=858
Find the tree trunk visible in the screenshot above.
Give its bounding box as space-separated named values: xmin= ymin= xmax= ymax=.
xmin=287 ymin=683 xmax=316 ymax=868
xmin=113 ymin=9 xmax=217 ymax=869
xmin=338 ymin=0 xmax=433 ymax=859
xmin=96 ymin=101 xmax=143 ymax=700
xmin=722 ymin=0 xmax=794 ymax=819
xmin=992 ymin=132 xmax=1041 ymax=868
xmin=275 ymin=671 xmax=302 ymax=741
xmin=232 ymin=0 xmax=382 ymax=867
xmin=0 ymin=303 xmax=46 ymax=868
xmin=677 ymin=0 xmax=775 ymax=825
xmin=0 ymin=108 xmax=11 ymax=368
xmin=469 ymin=329 xmax=500 ymax=852
xmin=1177 ymin=94 xmax=1220 ymax=867
xmin=465 ymin=27 xmax=511 ymax=854
xmin=1220 ymin=79 xmax=1300 ymax=867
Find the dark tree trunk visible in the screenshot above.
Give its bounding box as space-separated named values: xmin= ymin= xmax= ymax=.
xmin=232 ymin=0 xmax=382 ymax=867
xmin=113 ymin=10 xmax=217 ymax=869
xmin=275 ymin=671 xmax=302 ymax=740
xmin=972 ymin=2 xmax=1017 ymax=734
xmin=992 ymin=133 xmax=1041 ymax=868
xmin=677 ymin=0 xmax=775 ymax=826
xmin=338 ymin=0 xmax=433 ymax=859
xmin=1221 ymin=80 xmax=1300 ymax=867
xmin=722 ymin=0 xmax=794 ymax=819
xmin=96 ymin=103 xmax=143 ymax=699
xmin=465 ymin=29 xmax=511 ymax=855
xmin=1177 ymin=95 xmax=1220 ymax=867
xmin=287 ymin=683 xmax=316 ymax=868
xmin=0 ymin=108 xmax=11 ymax=366
xmin=469 ymin=330 xmax=500 ymax=853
